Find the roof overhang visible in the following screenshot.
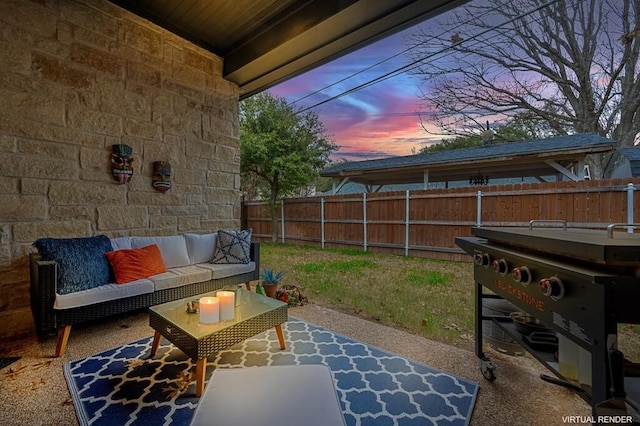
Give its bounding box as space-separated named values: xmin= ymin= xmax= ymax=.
xmin=108 ymin=0 xmax=469 ymax=99
xmin=322 ymin=135 xmax=617 ymax=186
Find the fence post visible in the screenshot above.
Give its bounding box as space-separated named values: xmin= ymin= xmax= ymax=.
xmin=405 ymin=190 xmax=410 ymax=257
xmin=321 ymin=197 xmax=325 ymax=249
xmin=477 ymin=191 xmax=482 ymax=227
xmin=363 ymin=192 xmax=367 ymax=252
xmin=628 ymin=183 xmax=635 ymax=233
xmin=280 ymin=200 xmax=285 ymax=243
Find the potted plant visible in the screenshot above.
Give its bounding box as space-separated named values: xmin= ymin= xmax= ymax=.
xmin=258 ymin=268 xmax=285 ymax=298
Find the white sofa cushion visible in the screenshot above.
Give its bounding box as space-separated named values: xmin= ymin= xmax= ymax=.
xmin=110 ymin=236 xmax=132 ymax=251
xmin=195 ymin=262 xmax=255 ymax=280
xmin=150 ymin=266 xmax=213 ymax=291
xmin=131 ymin=235 xmax=190 ymax=268
xmin=54 ymin=279 xmax=154 ymax=310
xmin=184 ymin=233 xmax=217 ymax=264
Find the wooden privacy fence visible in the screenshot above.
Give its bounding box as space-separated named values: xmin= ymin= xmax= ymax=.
xmin=242 ymin=178 xmax=640 ymax=262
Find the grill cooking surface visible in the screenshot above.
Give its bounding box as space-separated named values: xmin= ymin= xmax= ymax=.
xmin=472 ymin=226 xmax=640 ymax=266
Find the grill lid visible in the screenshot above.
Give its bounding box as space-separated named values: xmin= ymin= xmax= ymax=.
xmin=471 ymin=222 xmax=640 ymax=266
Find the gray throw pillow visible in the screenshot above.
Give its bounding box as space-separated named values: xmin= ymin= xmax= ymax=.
xmin=211 ymin=229 xmax=252 ymax=264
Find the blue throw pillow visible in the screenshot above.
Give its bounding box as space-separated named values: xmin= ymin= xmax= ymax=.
xmin=34 ymin=235 xmax=113 ymax=295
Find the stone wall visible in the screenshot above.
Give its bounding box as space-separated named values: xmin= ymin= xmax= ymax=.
xmin=0 ymin=0 xmax=242 ymax=338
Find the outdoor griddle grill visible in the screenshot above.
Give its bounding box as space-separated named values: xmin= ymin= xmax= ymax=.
xmin=455 ymin=222 xmax=640 ymax=421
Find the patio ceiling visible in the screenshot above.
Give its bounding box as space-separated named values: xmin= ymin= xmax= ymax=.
xmin=108 ymin=0 xmax=469 ymax=99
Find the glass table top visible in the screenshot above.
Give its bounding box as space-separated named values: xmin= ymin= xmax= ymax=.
xmin=149 ymin=289 xmax=287 ymax=340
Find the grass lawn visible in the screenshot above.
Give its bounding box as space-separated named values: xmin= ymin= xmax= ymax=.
xmin=260 ymin=242 xmax=640 ymax=360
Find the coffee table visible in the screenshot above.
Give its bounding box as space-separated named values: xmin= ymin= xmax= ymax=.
xmin=148 ymin=289 xmax=288 ymax=396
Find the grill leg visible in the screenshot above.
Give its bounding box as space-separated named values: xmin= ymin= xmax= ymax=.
xmin=476 ymin=282 xmax=496 ymax=381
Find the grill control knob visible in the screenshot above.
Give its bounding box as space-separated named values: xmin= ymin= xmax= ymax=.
xmin=473 ymin=253 xmax=491 ymax=267
xmin=539 ymin=276 xmax=564 ymax=300
xmin=512 ymin=266 xmax=532 ymax=285
xmin=492 ymin=259 xmax=509 ymax=275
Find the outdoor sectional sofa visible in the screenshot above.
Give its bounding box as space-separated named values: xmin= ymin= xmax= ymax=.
xmin=29 ymin=230 xmax=259 ymax=357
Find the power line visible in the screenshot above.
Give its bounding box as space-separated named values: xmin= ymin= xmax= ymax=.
xmin=294 ymin=0 xmax=564 ymax=115
xmin=288 ymin=4 xmax=503 ymax=106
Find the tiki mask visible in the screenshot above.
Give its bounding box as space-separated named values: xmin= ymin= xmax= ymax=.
xmin=152 ymin=161 xmax=172 ymax=193
xmin=111 ymin=144 xmax=134 ymax=184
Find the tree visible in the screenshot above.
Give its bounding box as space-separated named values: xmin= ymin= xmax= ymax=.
xmin=419 ymin=115 xmax=538 ymax=153
xmin=408 ymin=0 xmax=640 ymax=150
xmin=240 ymin=92 xmax=337 ymax=242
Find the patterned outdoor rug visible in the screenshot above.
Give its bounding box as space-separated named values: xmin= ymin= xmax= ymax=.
xmin=64 ymin=318 xmax=478 ymax=426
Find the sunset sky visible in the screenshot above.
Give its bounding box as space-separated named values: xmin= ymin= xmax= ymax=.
xmin=270 ymin=26 xmax=440 ymax=162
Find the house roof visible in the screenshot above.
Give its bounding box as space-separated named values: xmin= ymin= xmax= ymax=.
xmin=617 ymin=147 xmax=640 ymax=177
xmin=321 ymin=133 xmax=616 ymax=187
xmin=109 ymin=0 xmax=468 ymax=99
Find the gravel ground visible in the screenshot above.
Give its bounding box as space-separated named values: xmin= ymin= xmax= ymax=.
xmin=0 ymin=303 xmax=590 ymax=426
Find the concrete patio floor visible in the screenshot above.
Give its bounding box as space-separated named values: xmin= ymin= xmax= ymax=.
xmin=0 ymin=303 xmax=590 ymax=425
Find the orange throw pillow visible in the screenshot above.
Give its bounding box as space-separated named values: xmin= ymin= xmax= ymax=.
xmin=105 ymin=244 xmax=167 ymax=284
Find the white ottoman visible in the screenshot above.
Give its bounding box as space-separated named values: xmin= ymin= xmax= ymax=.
xmin=190 ymin=365 xmax=346 ymax=426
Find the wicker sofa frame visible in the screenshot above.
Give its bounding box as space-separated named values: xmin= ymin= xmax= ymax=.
xmin=29 ymin=242 xmax=260 ymax=357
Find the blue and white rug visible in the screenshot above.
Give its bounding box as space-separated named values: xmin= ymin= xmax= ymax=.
xmin=64 ymin=318 xmax=478 ymax=426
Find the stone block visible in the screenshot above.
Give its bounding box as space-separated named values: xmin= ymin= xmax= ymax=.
xmin=184 ymin=48 xmax=221 ymax=75
xmin=49 ymin=181 xmax=125 ymax=205
xmin=70 ymin=43 xmax=125 ymax=77
xmin=18 ymin=138 xmax=78 ymax=159
xmin=0 ymin=308 xmax=34 ymax=339
xmin=0 ymin=244 xmax=10 ymax=268
xmin=172 ymin=62 xmax=205 ymax=90
xmin=60 ymin=1 xmax=118 ymax=39
xmin=0 ymin=135 xmax=16 ymax=152
xmin=67 ymin=105 xmax=123 ymax=136
xmin=178 ymin=216 xmax=201 ymax=231
xmin=49 ymin=206 xmax=93 ymax=221
xmin=0 ymin=0 xmax=57 ymax=39
xmin=13 ymin=220 xmax=91 ymax=242
xmin=203 ymin=187 xmax=240 ymax=205
xmin=124 ymin=117 xmax=160 ymax=140
xmin=96 ymin=84 xmax=150 ymax=120
xmin=206 ymin=171 xmax=235 ymax=189
xmin=0 ymin=177 xmax=18 ymax=194
xmin=164 ymin=80 xmax=203 ymax=102
xmin=0 ymin=89 xmax=65 ymax=126
xmin=215 ymin=144 xmax=240 ymax=165
xmin=0 ymin=194 xmax=45 ymax=221
xmin=97 ymin=205 xmax=149 ymax=230
xmin=0 ymin=40 xmax=31 ymax=74
xmin=162 ymin=113 xmax=201 ymax=138
xmin=162 ymin=204 xmax=208 ymax=217
xmin=20 ymin=178 xmax=49 ymax=195
xmin=121 ymin=18 xmax=163 ymax=58
xmin=32 ymin=54 xmax=93 ymax=89
xmin=141 ymin=139 xmax=183 ymax=167
xmin=149 ymin=214 xmax=177 ymax=229
xmin=128 ymin=62 xmax=162 ymax=88
xmin=127 ymin=191 xmax=183 ymax=206
xmin=176 ymin=169 xmax=206 ymax=185
xmin=185 ymin=139 xmax=215 ymax=160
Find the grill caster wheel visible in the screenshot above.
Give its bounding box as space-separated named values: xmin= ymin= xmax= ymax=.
xmin=479 ymin=358 xmax=497 ymax=382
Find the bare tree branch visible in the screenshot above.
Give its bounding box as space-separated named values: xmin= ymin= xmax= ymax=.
xmin=408 ymin=0 xmax=640 ymax=146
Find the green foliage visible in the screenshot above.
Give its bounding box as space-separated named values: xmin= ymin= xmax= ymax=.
xmin=240 ymin=92 xmax=337 ymax=202
xmin=420 ymin=135 xmax=482 ymax=153
xmin=260 ymin=268 xmax=285 ymax=284
xmin=419 ymin=115 xmax=539 ymax=154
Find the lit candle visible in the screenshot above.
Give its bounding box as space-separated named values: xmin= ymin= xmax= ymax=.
xmin=199 ymin=296 xmax=219 ymax=324
xmin=217 ymin=291 xmax=235 ymax=321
